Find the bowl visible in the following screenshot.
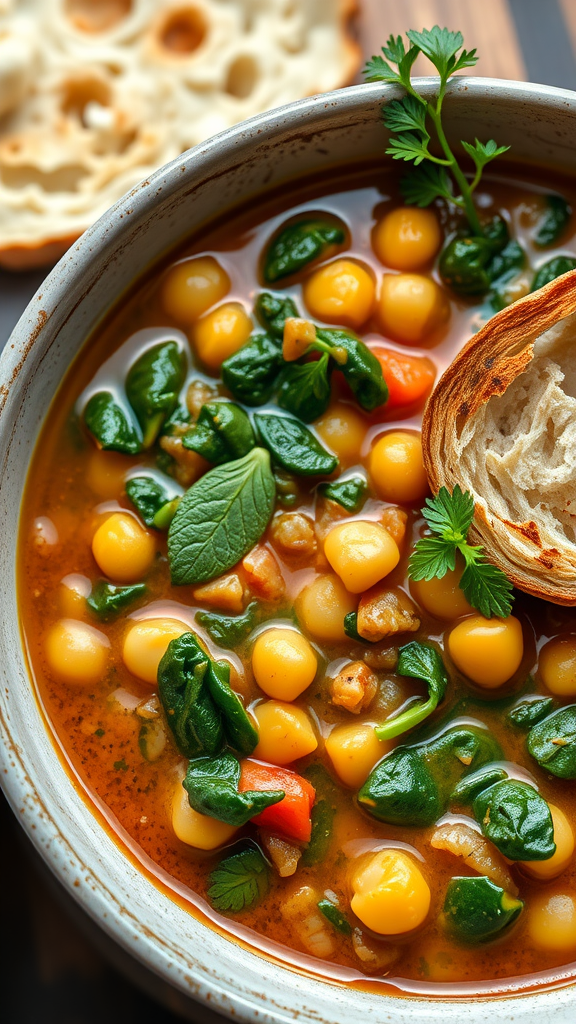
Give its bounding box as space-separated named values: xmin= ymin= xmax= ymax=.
xmin=1 ymin=78 xmax=576 ymax=1023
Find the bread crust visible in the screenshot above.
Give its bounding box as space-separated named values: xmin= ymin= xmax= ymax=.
xmin=422 ymin=269 xmax=576 ymax=606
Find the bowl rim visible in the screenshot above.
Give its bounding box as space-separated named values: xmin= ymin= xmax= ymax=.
xmin=2 ymin=77 xmax=576 ymax=1023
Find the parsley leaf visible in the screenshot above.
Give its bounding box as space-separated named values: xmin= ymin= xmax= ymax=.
xmin=400 ymin=164 xmax=453 ymax=207
xmin=408 ymin=486 xmax=514 ymax=618
xmin=382 ymin=96 xmax=428 ymax=137
xmin=207 ymin=847 xmax=270 ymax=914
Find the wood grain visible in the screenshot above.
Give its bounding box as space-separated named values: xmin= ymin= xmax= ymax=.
xmin=358 ymin=0 xmax=527 ymax=80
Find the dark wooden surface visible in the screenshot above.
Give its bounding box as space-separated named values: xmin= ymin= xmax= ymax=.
xmin=2 ymin=1 xmax=576 ymax=1021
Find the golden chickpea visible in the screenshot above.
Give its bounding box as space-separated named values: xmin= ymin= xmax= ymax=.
xmin=161 ymin=255 xmax=230 ymax=323
xmin=92 ymin=512 xmax=156 ymax=583
xmin=373 ymin=207 xmax=442 ymax=271
xmin=86 ymin=449 xmax=131 ymax=499
xmin=193 ymin=301 xmax=252 ymax=370
xmin=351 ymin=849 xmax=431 ymax=935
xmin=324 ymin=520 xmax=400 ymax=594
xmin=527 ymin=891 xmax=576 ymax=952
xmin=303 ymin=259 xmax=375 ymax=328
xmin=369 ymin=431 xmax=429 ymax=505
xmin=252 ymin=628 xmax=317 ymax=701
xmin=172 ymin=780 xmax=238 ymax=849
xmin=253 ymin=700 xmax=318 ymax=765
xmin=123 ymin=618 xmax=188 ymax=685
xmin=410 ymin=559 xmax=473 ymax=620
xmin=522 ymin=805 xmax=575 ymax=880
xmin=45 ymin=619 xmax=109 ymax=685
xmin=314 ymin=402 xmax=367 ymax=466
xmin=448 ymin=615 xmax=524 ymax=688
xmin=295 ymin=574 xmax=357 ymax=643
xmin=59 ymin=574 xmax=91 ymax=618
xmin=539 ymin=635 xmax=576 ymax=697
xmin=378 ymin=273 xmax=449 ymax=344
xmin=325 ymin=723 xmax=392 ymax=789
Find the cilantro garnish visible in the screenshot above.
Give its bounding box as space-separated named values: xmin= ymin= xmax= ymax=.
xmin=207 ymin=847 xmax=270 ymax=914
xmin=409 ymin=486 xmax=514 ymax=619
xmin=363 ymin=28 xmax=509 ymax=234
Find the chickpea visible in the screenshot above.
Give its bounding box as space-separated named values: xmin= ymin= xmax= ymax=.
xmin=447 ymin=614 xmax=524 ymax=688
xmin=295 ymin=574 xmax=357 ymax=643
xmin=172 ymin=780 xmax=237 ymax=849
xmin=92 ymin=512 xmax=156 ymax=583
xmin=253 ymin=701 xmax=318 ymax=765
xmin=161 ymin=255 xmax=230 ymax=323
xmin=369 ymin=431 xmax=429 ymax=505
xmin=303 ymin=259 xmax=375 ymax=328
xmin=522 ymin=805 xmax=575 ymax=880
xmin=324 ymin=520 xmax=400 ymax=594
xmin=527 ymin=891 xmax=576 ymax=952
xmin=351 ymin=849 xmax=431 ymax=935
xmin=378 ymin=273 xmax=449 ymax=344
xmin=314 ymin=402 xmax=366 ymax=466
xmin=373 ymin=207 xmax=442 ymax=271
xmin=86 ymin=449 xmax=131 ymax=499
xmin=193 ymin=301 xmax=252 ymax=370
xmin=123 ymin=618 xmax=188 ymax=685
xmin=539 ymin=635 xmax=576 ymax=696
xmin=59 ymin=573 xmax=91 ymax=618
xmin=252 ymin=628 xmax=317 ymax=701
xmin=45 ymin=619 xmax=109 ymax=685
xmin=410 ymin=558 xmax=473 ymax=620
xmin=325 ymin=723 xmax=391 ymax=789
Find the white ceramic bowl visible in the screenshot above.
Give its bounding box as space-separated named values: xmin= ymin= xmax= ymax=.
xmin=1 ymin=79 xmax=576 ymax=1023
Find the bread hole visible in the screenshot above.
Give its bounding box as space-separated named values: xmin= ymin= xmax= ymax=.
xmin=60 ymin=74 xmax=112 ymax=125
xmin=158 ymin=7 xmax=207 ymax=54
xmin=225 ymin=56 xmax=259 ymax=99
xmin=0 ymin=164 xmax=88 ymax=192
xmin=64 ymin=0 xmax=132 ymax=33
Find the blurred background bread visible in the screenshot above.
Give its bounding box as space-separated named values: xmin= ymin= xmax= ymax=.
xmin=0 ymin=0 xmax=359 ymax=269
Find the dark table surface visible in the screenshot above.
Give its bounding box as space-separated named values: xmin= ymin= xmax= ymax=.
xmin=2 ymin=2 xmax=575 ymax=1021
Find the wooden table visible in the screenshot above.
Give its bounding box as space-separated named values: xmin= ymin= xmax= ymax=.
xmin=1 ymin=2 xmax=575 ymax=1021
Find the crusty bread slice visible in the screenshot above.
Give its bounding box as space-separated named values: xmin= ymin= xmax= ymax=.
xmin=423 ymin=270 xmax=576 ymax=605
xmin=0 ymin=0 xmax=359 ymax=269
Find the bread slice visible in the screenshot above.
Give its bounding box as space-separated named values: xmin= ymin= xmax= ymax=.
xmin=0 ymin=0 xmax=359 ymax=269
xmin=423 ymin=270 xmax=576 ymax=605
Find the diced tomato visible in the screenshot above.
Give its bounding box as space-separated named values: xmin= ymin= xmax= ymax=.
xmin=372 ymin=346 xmax=436 ymax=411
xmin=239 ymin=759 xmax=315 ymax=843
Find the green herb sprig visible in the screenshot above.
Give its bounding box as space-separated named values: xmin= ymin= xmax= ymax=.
xmin=364 ymin=28 xmax=509 ymax=235
xmin=207 ymin=846 xmax=270 ymax=913
xmin=408 ymin=486 xmax=513 ymax=618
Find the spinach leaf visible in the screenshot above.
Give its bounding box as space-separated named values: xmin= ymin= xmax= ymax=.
xmin=84 ymin=391 xmax=142 ymax=454
xmin=254 ymin=413 xmax=338 ymax=476
xmin=196 ymin=602 xmax=258 ymax=649
xmin=183 ymin=401 xmax=255 ymax=464
xmin=153 ymin=497 xmax=180 ymax=529
xmin=531 ymin=256 xmax=576 ymax=292
xmin=125 ymin=475 xmax=172 ymax=526
xmin=162 ymin=403 xmax=191 ymax=434
xmin=375 ymin=642 xmax=448 ymax=740
xmin=526 ymin=705 xmax=576 ymax=778
xmin=485 ymin=240 xmax=526 ymax=311
xmin=343 ymin=611 xmax=369 ymax=644
xmin=87 ymin=580 xmax=146 ymax=620
xmin=443 ymin=876 xmax=523 ymax=943
xmin=206 ymin=660 xmax=258 ymax=756
xmin=451 ymin=765 xmax=508 ymax=803
xmin=534 ymin=195 xmax=572 ymax=247
xmin=439 ymin=219 xmax=509 ymax=296
xmin=317 ymin=899 xmax=352 ymax=935
xmin=126 ymin=341 xmax=186 ymax=447
xmin=168 ymin=447 xmax=275 ymax=585
xmin=255 ymin=292 xmax=299 ymax=338
xmin=183 ymin=751 xmax=284 ymax=825
xmin=221 ymin=334 xmax=284 ymax=406
xmin=316 ymin=329 xmax=388 ymax=412
xmin=277 ymin=354 xmax=332 ymax=422
xmin=263 ymin=218 xmax=345 ymax=283
xmin=208 ymin=846 xmax=270 ymax=913
xmin=319 ymin=475 xmax=368 ymax=512
xmin=157 ymin=633 xmax=223 ymax=758
xmin=473 ymin=780 xmax=556 ymax=861
xmin=507 ymin=696 xmax=556 ymax=729
xmin=301 ymin=763 xmax=337 ymax=866
xmin=274 ymin=470 xmax=300 ymax=508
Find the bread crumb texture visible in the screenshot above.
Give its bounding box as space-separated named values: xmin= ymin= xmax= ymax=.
xmin=0 ymin=0 xmax=358 ymax=266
